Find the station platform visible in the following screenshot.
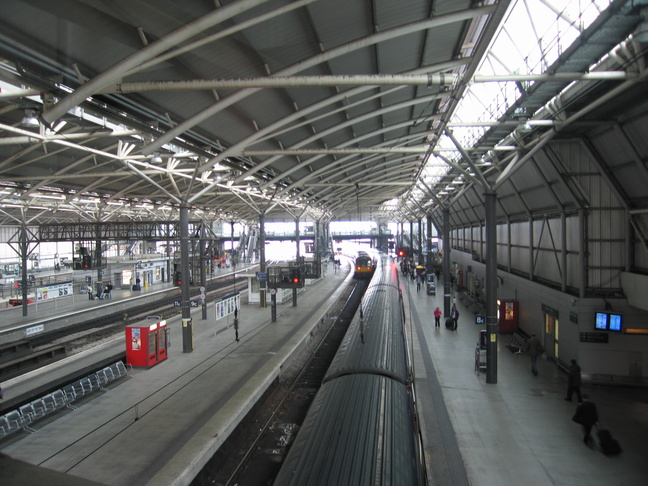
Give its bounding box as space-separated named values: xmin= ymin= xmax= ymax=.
xmin=1 ymin=261 xmax=647 ymax=486
xmin=0 ymin=265 xmax=253 ymax=344
xmin=403 ymin=276 xmax=648 ymax=486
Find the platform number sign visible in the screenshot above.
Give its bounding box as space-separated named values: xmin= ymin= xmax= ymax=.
xmin=475 ymin=315 xmax=486 ymax=325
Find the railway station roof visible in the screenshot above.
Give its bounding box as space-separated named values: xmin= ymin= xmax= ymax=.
xmin=0 ymin=0 xmax=646 ymax=226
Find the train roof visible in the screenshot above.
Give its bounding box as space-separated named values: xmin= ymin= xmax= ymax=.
xmin=274 ymin=374 xmax=419 ymax=486
xmin=326 ymin=256 xmax=408 ymax=385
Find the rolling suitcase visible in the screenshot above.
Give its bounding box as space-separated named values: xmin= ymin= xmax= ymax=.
xmin=597 ymin=427 xmax=621 ymax=456
xmin=445 ymin=317 xmax=454 ymax=330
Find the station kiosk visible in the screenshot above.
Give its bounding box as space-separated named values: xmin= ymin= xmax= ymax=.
xmin=125 ymin=320 xmax=168 ymax=368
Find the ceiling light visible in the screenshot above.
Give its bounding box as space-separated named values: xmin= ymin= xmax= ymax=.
xmin=21 ymin=110 xmax=40 ymax=128
xmin=150 ymin=153 xmax=163 ymax=164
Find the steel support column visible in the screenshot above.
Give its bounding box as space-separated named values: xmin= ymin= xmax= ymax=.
xmin=418 ymin=218 xmax=423 ymax=264
xmin=19 ymin=223 xmax=29 ymax=317
xmin=409 ymin=221 xmax=414 ymax=255
xmin=259 ymin=212 xmax=267 ymax=309
xmin=579 ymin=209 xmax=587 ymax=298
xmin=293 ymin=216 xmax=300 ymax=307
xmin=200 ymin=224 xmax=207 ymax=320
xmin=443 ymin=207 xmax=451 ymax=317
xmin=485 ymin=190 xmax=498 ymax=384
xmin=426 ymin=216 xmax=433 ymax=271
xmin=180 ymin=203 xmax=193 ymax=352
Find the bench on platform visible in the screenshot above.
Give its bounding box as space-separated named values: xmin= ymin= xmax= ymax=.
xmin=504 ymin=330 xmax=530 ymax=354
xmin=0 ymin=360 xmax=131 ymax=439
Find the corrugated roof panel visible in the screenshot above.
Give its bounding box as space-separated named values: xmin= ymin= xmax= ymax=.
xmin=308 ymin=0 xmax=373 ymax=50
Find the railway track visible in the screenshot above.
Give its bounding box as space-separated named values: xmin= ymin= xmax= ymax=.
xmin=190 ymin=278 xmax=368 ymax=486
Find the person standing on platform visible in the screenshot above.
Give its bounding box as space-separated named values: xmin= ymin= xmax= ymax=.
xmin=434 ymin=307 xmax=442 ymax=328
xmin=97 ymin=283 xmax=104 ymax=300
xmin=416 ymin=274 xmax=421 ymax=292
xmin=572 ymin=393 xmax=598 ymax=445
xmin=525 ymin=332 xmax=542 ymax=376
xmin=450 ymin=304 xmax=459 ymax=330
xmin=105 ymin=282 xmax=113 ymax=299
xmin=566 ymin=359 xmax=583 ymax=403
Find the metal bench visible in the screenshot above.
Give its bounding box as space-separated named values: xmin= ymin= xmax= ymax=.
xmin=0 ymin=410 xmax=31 ymax=437
xmin=0 ymin=361 xmax=131 ymax=439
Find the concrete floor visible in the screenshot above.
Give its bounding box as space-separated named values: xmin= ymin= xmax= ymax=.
xmin=406 ymin=275 xmax=648 ymax=486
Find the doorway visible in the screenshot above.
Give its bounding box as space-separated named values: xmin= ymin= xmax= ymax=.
xmin=544 ymin=313 xmax=559 ymax=359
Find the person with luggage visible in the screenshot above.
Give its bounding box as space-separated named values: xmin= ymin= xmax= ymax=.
xmin=434 ymin=307 xmax=442 ymax=328
xmin=524 ymin=332 xmax=542 ymax=376
xmin=565 ymin=359 xmax=583 ymax=402
xmin=572 ymin=394 xmax=598 ymax=445
xmin=450 ymin=304 xmax=459 ymax=330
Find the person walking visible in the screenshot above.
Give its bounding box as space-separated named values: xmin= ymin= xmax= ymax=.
xmin=572 ymin=393 xmax=598 ymax=445
xmin=450 ymin=304 xmax=459 ymax=330
xmin=525 ymin=332 xmax=542 ymax=376
xmin=565 ymin=359 xmax=583 ymax=402
xmin=416 ymin=274 xmax=421 ymax=292
xmin=434 ymin=307 xmax=442 ymax=328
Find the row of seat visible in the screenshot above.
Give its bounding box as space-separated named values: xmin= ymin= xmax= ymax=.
xmin=0 ymin=361 xmax=130 ymax=439
xmin=504 ymin=331 xmax=529 ymax=354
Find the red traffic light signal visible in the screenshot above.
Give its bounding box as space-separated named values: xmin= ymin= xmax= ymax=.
xmin=290 ymin=268 xmax=301 ymax=284
xmin=82 ymin=255 xmax=92 ymax=268
xmin=397 ymin=249 xmax=405 ymax=257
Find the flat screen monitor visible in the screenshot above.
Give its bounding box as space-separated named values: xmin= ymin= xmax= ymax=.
xmin=595 ymin=312 xmax=608 ymax=330
xmin=594 ymin=311 xmax=623 ymax=332
xmin=608 ymin=313 xmax=623 ymax=332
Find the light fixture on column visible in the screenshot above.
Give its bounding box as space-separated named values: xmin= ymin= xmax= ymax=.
xmin=21 ymin=109 xmax=40 ymax=128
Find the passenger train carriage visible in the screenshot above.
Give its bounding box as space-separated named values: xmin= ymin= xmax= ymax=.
xmin=275 ymin=253 xmax=424 ymax=485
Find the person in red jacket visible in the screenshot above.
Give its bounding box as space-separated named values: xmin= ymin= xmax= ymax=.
xmin=434 ymin=307 xmax=442 ymax=328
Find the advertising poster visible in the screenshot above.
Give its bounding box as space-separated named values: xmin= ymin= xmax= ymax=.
xmin=214 ymin=292 xmax=240 ymax=320
xmin=36 ymin=281 xmax=73 ymax=301
xmin=131 ymin=328 xmax=141 ymax=350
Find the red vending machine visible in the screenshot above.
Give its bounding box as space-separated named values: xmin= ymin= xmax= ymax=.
xmin=125 ymin=320 xmax=168 ymax=368
xmin=497 ymin=300 xmax=519 ymax=333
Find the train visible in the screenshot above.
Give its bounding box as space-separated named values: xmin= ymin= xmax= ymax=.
xmin=352 ymin=250 xmax=376 ymax=279
xmin=274 ymin=253 xmax=424 ymax=485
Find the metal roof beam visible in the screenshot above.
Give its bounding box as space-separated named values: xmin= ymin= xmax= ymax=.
xmin=145 ymin=4 xmax=497 ymax=156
